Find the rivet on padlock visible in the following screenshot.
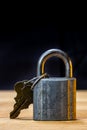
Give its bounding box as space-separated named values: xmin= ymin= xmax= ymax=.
xmin=33 ymin=49 xmax=76 ymax=121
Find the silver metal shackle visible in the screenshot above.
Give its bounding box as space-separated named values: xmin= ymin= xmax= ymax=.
xmin=37 ymin=49 xmax=73 ymax=78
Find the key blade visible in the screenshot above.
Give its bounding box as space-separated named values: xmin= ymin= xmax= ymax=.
xmin=10 ymin=96 xmax=33 ymax=119
xmin=10 ymin=98 xmax=25 ymax=119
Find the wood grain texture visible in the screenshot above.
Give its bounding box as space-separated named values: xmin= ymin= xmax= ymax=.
xmin=0 ymin=90 xmax=87 ymax=130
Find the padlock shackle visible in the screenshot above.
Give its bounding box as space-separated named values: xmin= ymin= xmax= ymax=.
xmin=37 ymin=49 xmax=73 ymax=78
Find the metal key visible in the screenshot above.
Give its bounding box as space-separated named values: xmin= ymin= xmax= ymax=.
xmin=10 ymin=73 xmax=48 ymax=119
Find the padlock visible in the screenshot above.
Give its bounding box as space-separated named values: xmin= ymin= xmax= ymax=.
xmin=33 ymin=49 xmax=76 ymax=121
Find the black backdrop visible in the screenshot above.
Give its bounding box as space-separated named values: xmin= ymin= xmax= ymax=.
xmin=0 ymin=29 xmax=87 ymax=90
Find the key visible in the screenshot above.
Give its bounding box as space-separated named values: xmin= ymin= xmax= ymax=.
xmin=10 ymin=80 xmax=32 ymax=119
xmin=10 ymin=76 xmax=42 ymax=119
xmin=10 ymin=73 xmax=48 ymax=119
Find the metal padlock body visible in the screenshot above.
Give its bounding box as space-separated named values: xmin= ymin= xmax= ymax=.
xmin=33 ymin=49 xmax=76 ymax=121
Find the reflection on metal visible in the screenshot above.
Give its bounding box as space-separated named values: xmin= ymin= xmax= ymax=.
xmin=34 ymin=49 xmax=76 ymax=121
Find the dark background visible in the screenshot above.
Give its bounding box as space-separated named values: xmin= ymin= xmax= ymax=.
xmin=0 ymin=25 xmax=87 ymax=90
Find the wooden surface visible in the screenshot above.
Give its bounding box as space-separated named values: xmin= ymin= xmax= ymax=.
xmin=0 ymin=90 xmax=87 ymax=130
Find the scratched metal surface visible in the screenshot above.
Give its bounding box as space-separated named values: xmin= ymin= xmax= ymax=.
xmin=33 ymin=77 xmax=76 ymax=120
